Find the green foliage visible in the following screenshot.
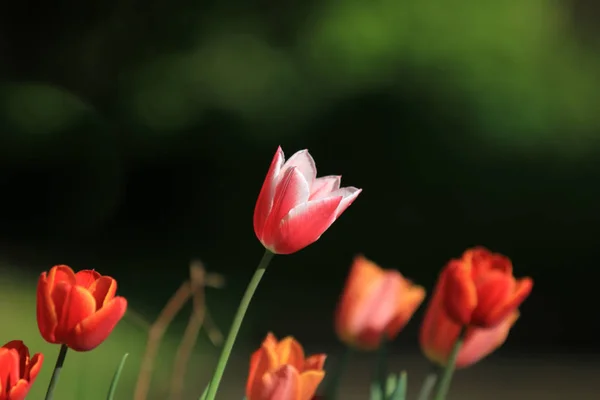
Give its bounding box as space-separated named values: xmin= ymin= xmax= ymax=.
xmin=0 ymin=83 xmax=91 ymax=135
xmin=370 ymin=372 xmax=407 ymax=400
xmin=107 ymin=353 xmax=129 ymax=400
xmin=4 ymin=0 xmax=600 ymax=154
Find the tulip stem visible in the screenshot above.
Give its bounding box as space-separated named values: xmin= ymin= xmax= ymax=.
xmin=323 ymin=346 xmax=352 ymax=400
xmin=432 ymin=327 xmax=466 ymax=400
xmin=44 ymin=344 xmax=69 ymax=400
xmin=203 ymin=249 xmax=275 ymax=400
xmin=375 ymin=336 xmax=388 ymax=399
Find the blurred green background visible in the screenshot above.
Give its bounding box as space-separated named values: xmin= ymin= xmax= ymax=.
xmin=1 ymin=0 xmax=600 ymax=398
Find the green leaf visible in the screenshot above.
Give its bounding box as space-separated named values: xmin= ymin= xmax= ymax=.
xmin=370 ymin=373 xmax=399 ymax=400
xmin=106 ymin=353 xmax=129 ymax=400
xmin=389 ymin=372 xmax=407 ymax=400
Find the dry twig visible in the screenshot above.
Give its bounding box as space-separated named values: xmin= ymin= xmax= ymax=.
xmin=133 ymin=260 xmax=225 ymax=400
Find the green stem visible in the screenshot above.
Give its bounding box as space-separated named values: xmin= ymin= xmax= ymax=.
xmin=376 ymin=336 xmax=388 ymax=399
xmin=323 ymin=347 xmax=352 ymax=400
xmin=44 ymin=344 xmax=69 ymax=400
xmin=416 ymin=365 xmax=441 ymax=400
xmin=203 ymin=249 xmax=275 ymax=400
xmin=432 ymin=328 xmax=466 ymax=400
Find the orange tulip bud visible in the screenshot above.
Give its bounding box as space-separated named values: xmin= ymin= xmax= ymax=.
xmin=246 ymin=333 xmax=326 ymax=400
xmin=335 ymin=255 xmax=426 ymax=350
xmin=442 ymin=247 xmax=532 ymax=327
xmin=0 ymin=340 xmax=43 ymax=400
xmin=36 ymin=265 xmax=128 ymax=351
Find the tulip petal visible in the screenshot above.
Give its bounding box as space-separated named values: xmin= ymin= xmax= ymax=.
xmin=335 ymin=256 xmax=383 ymax=346
xmin=385 ymin=281 xmax=426 ymax=339
xmin=0 ymin=347 xmax=19 ymax=396
xmin=247 ymin=348 xmax=265 ymax=398
xmin=47 ymin=265 xmax=77 ymax=288
xmin=69 ymin=296 xmax=127 ymax=351
xmin=419 ymin=271 xmax=464 ymax=367
xmin=467 ymin=248 xmax=512 ymax=277
xmin=281 ymin=150 xmax=317 ymax=189
xmin=443 ymin=260 xmax=478 ymax=325
xmin=488 ymin=277 xmax=533 ymax=327
xmin=259 ymin=365 xmax=300 ymax=400
xmin=2 ymin=341 xmax=28 ymax=379
xmin=58 ymin=285 xmax=98 ymax=339
xmin=261 ymin=167 xmax=311 ymax=250
xmin=247 ymin=336 xmax=280 ymax=398
xmin=247 ymin=341 xmax=281 ymax=399
xmin=328 ymin=187 xmax=362 ymax=219
xmin=75 ymin=270 xmax=101 ymax=289
xmin=37 ymin=266 xmax=77 ymax=344
xmin=471 ymin=271 xmax=514 ymax=327
xmin=263 ymin=332 xmax=278 ymax=348
xmin=304 ymin=354 xmax=326 ymax=371
xmin=50 ymin=282 xmax=73 ymax=340
xmin=254 ymin=147 xmax=285 ymax=239
xmin=299 ymin=370 xmax=325 ymax=400
xmin=271 ymin=195 xmax=342 ymax=254
xmin=88 ymin=276 xmax=118 ymax=308
xmin=351 ymin=272 xmax=402 ymax=349
xmin=9 ymin=379 xmax=33 ymax=400
xmin=309 ymin=176 xmax=341 ymax=200
xmin=276 ymin=337 xmax=305 ymax=371
xmin=456 ymin=312 xmax=519 ymax=368
xmin=27 ymin=353 xmax=43 ymax=382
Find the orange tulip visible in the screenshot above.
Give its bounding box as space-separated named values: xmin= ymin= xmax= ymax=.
xmin=442 ymin=247 xmax=532 ymax=327
xmin=420 ymin=263 xmax=523 ymax=368
xmin=0 ymin=340 xmax=43 ymax=400
xmin=335 ymin=255 xmax=426 ymax=350
xmin=36 ymin=265 xmax=128 ymax=351
xmin=246 ymin=333 xmax=326 ymax=400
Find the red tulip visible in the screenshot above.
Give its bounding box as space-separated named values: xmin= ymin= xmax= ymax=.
xmin=246 ymin=333 xmax=326 ymax=400
xmin=335 ymin=256 xmax=425 ymax=350
xmin=37 ymin=265 xmax=128 ymax=351
xmin=0 ymin=340 xmax=43 ymax=400
xmin=442 ymin=247 xmax=533 ymax=328
xmin=254 ymin=147 xmax=361 ymax=254
xmin=420 ymin=260 xmax=523 ymax=368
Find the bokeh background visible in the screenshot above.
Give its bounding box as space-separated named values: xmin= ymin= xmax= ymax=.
xmin=1 ymin=0 xmax=600 ymax=398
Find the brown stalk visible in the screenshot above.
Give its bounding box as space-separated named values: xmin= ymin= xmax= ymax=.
xmin=168 ymin=261 xmax=224 ymax=400
xmin=133 ymin=281 xmax=192 ymax=400
xmin=133 ymin=261 xmax=225 ymax=400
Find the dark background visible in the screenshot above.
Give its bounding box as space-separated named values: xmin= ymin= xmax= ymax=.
xmin=0 ymin=0 xmax=599 ymax=398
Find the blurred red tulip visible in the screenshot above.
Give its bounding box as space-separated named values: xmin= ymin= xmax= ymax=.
xmin=335 ymin=255 xmax=426 ymax=350
xmin=254 ymin=147 xmax=361 ymax=254
xmin=443 ymin=247 xmax=532 ymax=327
xmin=36 ymin=265 xmax=127 ymax=351
xmin=420 ymin=272 xmax=521 ymax=368
xmin=246 ymin=333 xmax=326 ymax=400
xmin=0 ymin=340 xmax=43 ymax=400
xmin=420 ymin=247 xmax=533 ymax=368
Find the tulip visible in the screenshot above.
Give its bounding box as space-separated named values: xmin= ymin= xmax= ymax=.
xmin=442 ymin=247 xmax=533 ymax=328
xmin=246 ymin=333 xmax=326 ymax=400
xmin=254 ymin=147 xmax=361 ymax=255
xmin=0 ymin=340 xmax=43 ymax=400
xmin=37 ymin=265 xmax=128 ymax=351
xmin=420 ymin=249 xmax=529 ymax=368
xmin=335 ymin=255 xmax=426 ymax=350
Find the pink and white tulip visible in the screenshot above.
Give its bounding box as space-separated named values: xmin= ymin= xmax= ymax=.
xmin=254 ymin=147 xmax=362 ymax=255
